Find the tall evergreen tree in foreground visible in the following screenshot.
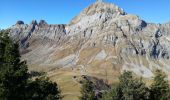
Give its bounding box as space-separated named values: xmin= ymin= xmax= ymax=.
xmin=0 ymin=31 xmax=28 ymax=99
xmin=0 ymin=31 xmax=62 ymax=100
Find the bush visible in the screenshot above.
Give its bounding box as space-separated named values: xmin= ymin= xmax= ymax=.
xmin=28 ymin=71 xmax=46 ymax=78
xmin=26 ymin=78 xmax=62 ymax=100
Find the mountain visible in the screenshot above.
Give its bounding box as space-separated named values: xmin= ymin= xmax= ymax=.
xmin=7 ymin=1 xmax=170 ymax=99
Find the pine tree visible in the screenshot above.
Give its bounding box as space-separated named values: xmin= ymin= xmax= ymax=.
xmin=0 ymin=31 xmax=28 ymax=99
xmin=0 ymin=31 xmax=62 ymax=100
xmin=102 ymin=83 xmax=119 ymax=100
xmin=79 ymin=79 xmax=97 ymax=100
xmin=150 ymin=70 xmax=170 ymax=100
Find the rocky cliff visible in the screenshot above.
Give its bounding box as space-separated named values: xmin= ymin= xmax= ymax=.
xmin=8 ymin=1 xmax=170 ymax=79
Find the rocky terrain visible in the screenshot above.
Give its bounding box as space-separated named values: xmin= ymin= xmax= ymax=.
xmin=7 ymin=1 xmax=170 ymax=99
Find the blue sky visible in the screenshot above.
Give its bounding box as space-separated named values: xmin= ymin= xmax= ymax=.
xmin=0 ymin=0 xmax=170 ymax=29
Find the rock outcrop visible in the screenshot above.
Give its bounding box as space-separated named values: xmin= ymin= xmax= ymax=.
xmin=8 ymin=1 xmax=170 ymax=78
xmin=10 ymin=20 xmax=66 ymax=48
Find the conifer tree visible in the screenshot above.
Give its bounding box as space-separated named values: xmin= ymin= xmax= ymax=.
xmin=150 ymin=70 xmax=170 ymax=100
xmin=0 ymin=31 xmax=28 ymax=99
xmin=26 ymin=78 xmax=62 ymax=100
xmin=79 ymin=79 xmax=97 ymax=100
xmin=0 ymin=31 xmax=62 ymax=100
xmin=102 ymin=71 xmax=150 ymax=100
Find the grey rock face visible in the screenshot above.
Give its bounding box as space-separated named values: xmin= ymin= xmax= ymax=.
xmin=31 ymin=20 xmax=38 ymax=26
xmin=7 ymin=1 xmax=170 ymax=78
xmin=67 ymin=1 xmax=170 ymax=60
xmin=38 ymin=20 xmax=48 ymax=27
xmin=9 ymin=20 xmax=66 ymax=48
xmin=16 ymin=20 xmax=24 ymax=25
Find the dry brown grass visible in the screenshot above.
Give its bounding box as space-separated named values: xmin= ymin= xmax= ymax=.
xmin=47 ymin=68 xmax=81 ymax=100
xmin=33 ymin=64 xmax=121 ymax=100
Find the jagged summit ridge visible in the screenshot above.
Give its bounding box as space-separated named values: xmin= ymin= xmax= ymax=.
xmin=10 ymin=19 xmax=66 ymax=48
xmin=69 ymin=1 xmax=125 ymax=25
xmin=67 ymin=1 xmax=146 ymax=38
xmin=82 ymin=1 xmax=125 ymax=15
xmin=82 ymin=2 xmax=125 ymax=15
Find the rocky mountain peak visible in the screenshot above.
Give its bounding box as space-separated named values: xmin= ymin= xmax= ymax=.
xmin=5 ymin=2 xmax=170 ymax=98
xmin=7 ymin=1 xmax=170 ymax=80
xmin=69 ymin=1 xmax=126 ymax=25
xmin=67 ymin=1 xmax=147 ymax=38
xmin=83 ymin=1 xmax=125 ymax=16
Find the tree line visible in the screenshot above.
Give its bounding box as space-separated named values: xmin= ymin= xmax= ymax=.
xmin=80 ymin=70 xmax=170 ymax=100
